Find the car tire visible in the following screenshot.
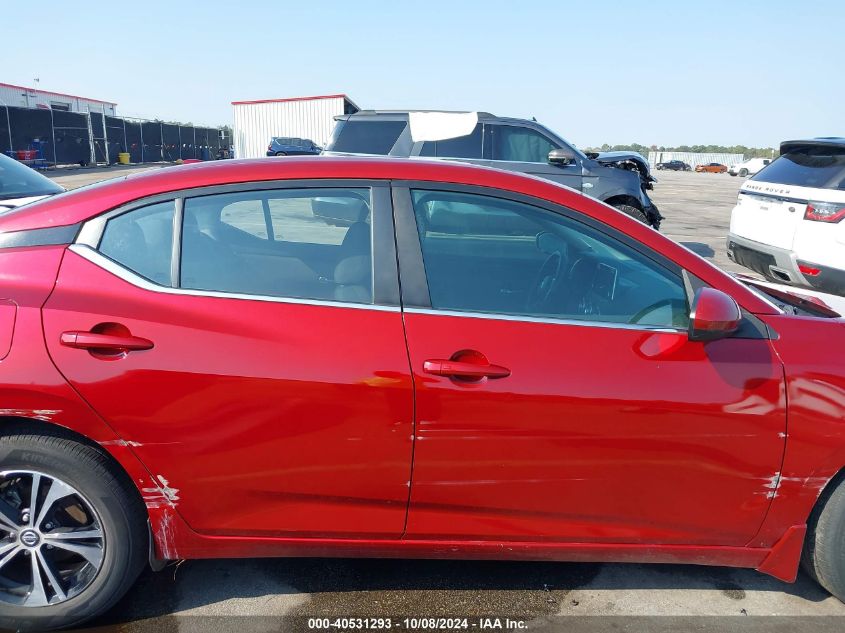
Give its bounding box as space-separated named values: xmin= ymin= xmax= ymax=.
xmin=611 ymin=203 xmax=649 ymax=225
xmin=739 ymin=168 xmax=749 ymax=177
xmin=803 ymin=475 xmax=845 ymax=601
xmin=275 ymin=151 xmax=287 ymax=157
xmin=0 ymin=429 xmax=148 ymax=632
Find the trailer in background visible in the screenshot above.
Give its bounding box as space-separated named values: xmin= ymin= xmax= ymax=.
xmin=232 ymin=94 xmax=359 ymax=159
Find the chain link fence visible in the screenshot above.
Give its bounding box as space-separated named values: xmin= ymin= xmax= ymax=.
xmin=0 ymin=105 xmax=228 ymax=167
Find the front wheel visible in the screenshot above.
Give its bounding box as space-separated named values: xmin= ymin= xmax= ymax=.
xmin=739 ymin=168 xmax=749 ymax=177
xmin=610 ymin=203 xmax=649 ymax=225
xmin=804 ymin=476 xmax=845 ymax=602
xmin=0 ymin=431 xmax=147 ymax=631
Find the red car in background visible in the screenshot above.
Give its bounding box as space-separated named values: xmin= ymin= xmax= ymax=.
xmin=695 ymin=162 xmax=729 ymax=173
xmin=0 ymin=157 xmax=844 ymax=630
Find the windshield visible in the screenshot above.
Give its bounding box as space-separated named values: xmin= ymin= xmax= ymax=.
xmin=752 ymin=146 xmax=845 ymax=190
xmin=0 ymin=154 xmax=63 ymax=202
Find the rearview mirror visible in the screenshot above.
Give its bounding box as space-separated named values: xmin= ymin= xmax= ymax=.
xmin=688 ymin=287 xmax=742 ymax=342
xmin=548 ymin=148 xmax=576 ymax=166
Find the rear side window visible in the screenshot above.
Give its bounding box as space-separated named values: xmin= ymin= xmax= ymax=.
xmin=180 ymin=188 xmax=373 ymax=303
xmin=753 ymin=147 xmax=845 ymax=190
xmin=419 ymin=123 xmax=483 ymax=159
xmin=326 ymin=120 xmax=406 ymax=155
xmin=99 ymin=201 xmax=175 ymax=285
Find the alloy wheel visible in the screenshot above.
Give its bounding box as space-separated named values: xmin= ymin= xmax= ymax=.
xmin=0 ymin=470 xmax=105 ymax=607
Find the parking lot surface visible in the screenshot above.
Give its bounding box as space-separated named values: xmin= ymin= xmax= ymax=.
xmin=43 ymin=166 xmax=841 ymax=630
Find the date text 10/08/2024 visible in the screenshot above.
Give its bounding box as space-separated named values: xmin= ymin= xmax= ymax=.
xmin=307 ymin=618 xmax=528 ymax=630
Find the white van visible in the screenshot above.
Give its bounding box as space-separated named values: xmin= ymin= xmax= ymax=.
xmin=727 ymin=138 xmax=845 ymax=296
xmin=728 ymin=157 xmax=772 ymax=177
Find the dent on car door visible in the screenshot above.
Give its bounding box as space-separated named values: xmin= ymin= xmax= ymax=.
xmin=394 ymin=185 xmax=785 ymax=545
xmin=42 ymin=183 xmax=414 ymax=538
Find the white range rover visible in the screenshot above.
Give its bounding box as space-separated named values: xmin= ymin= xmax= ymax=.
xmin=728 ymin=138 xmax=845 ymax=297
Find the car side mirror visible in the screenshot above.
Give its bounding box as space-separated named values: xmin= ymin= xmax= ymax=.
xmin=548 ymin=149 xmax=576 ymax=166
xmin=688 ymin=287 xmax=742 ymax=342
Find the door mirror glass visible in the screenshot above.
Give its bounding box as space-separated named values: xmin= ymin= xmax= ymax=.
xmin=688 ymin=287 xmax=742 ymax=342
xmin=548 ymin=148 xmax=576 ymax=166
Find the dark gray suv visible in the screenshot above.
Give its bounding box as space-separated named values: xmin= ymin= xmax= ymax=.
xmin=323 ymin=110 xmax=662 ymax=228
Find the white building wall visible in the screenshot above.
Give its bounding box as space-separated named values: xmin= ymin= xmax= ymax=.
xmin=233 ymin=96 xmax=349 ymax=159
xmin=0 ymin=83 xmax=116 ymax=115
xmin=648 ymin=151 xmax=746 ymax=168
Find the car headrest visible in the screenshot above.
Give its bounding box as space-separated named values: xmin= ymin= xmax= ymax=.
xmin=334 ymin=255 xmax=371 ymax=286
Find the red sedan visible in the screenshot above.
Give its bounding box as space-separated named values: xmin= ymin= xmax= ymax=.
xmin=0 ymin=157 xmax=843 ymax=629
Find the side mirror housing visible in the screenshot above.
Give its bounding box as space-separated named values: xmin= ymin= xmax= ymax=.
xmin=688 ymin=287 xmax=742 ymax=342
xmin=548 ymin=148 xmax=576 ymax=166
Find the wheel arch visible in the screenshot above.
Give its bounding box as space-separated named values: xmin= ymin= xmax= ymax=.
xmin=0 ymin=414 xmax=177 ymax=562
xmin=0 ymin=415 xmax=148 ymax=507
xmin=603 ymin=194 xmax=643 ymax=210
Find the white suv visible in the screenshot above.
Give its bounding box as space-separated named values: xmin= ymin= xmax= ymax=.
xmin=728 ymin=138 xmax=845 ymax=296
xmin=728 ymin=157 xmax=772 ymax=177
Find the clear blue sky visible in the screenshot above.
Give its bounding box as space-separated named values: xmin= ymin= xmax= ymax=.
xmin=1 ymin=1 xmax=841 ymax=148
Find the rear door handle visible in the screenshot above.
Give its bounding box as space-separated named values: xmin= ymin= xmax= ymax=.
xmin=60 ymin=331 xmax=154 ymax=351
xmin=423 ymin=359 xmax=511 ymax=379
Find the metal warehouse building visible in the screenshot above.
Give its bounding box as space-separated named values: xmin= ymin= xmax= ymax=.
xmin=0 ymin=82 xmax=116 ymax=115
xmin=232 ymin=94 xmax=359 ymax=159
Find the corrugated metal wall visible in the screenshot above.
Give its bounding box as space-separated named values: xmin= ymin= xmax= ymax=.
xmin=233 ymin=97 xmax=346 ymax=159
xmin=648 ymin=151 xmax=745 ymax=168
xmin=0 ymin=84 xmax=116 ymax=115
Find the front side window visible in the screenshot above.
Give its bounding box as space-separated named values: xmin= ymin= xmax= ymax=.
xmin=411 ymin=190 xmax=688 ymax=328
xmin=181 ymin=188 xmax=373 ymax=303
xmin=490 ymin=125 xmax=556 ymax=163
xmin=99 ymin=200 xmax=175 ymax=285
xmin=419 ymin=123 xmax=483 ymax=159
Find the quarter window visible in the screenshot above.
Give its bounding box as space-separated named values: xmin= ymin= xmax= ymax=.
xmin=180 ymin=188 xmax=373 ymax=303
xmin=411 ymin=190 xmax=688 ymax=328
xmin=99 ymin=200 xmax=175 ymax=286
xmin=419 ymin=123 xmax=484 ymax=159
xmin=490 ymin=125 xmax=556 ymax=163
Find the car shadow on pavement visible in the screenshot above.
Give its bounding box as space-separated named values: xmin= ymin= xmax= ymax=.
xmin=84 ymin=558 xmax=836 ymax=630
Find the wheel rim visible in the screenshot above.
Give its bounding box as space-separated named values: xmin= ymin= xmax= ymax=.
xmin=0 ymin=470 xmax=105 ymax=607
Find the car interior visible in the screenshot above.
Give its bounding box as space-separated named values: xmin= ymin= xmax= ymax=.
xmin=412 ymin=191 xmax=689 ymax=328
xmin=100 ymin=190 xmax=374 ymax=304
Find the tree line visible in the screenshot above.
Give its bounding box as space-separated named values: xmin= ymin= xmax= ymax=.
xmin=585 ymin=143 xmax=778 ymax=159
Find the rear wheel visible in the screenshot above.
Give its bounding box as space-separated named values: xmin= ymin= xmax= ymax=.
xmin=739 ymin=168 xmax=749 ymax=177
xmin=610 ymin=203 xmax=649 ymax=225
xmin=804 ymin=475 xmax=845 ymax=601
xmin=275 ymin=151 xmax=287 ymax=157
xmin=0 ymin=431 xmax=147 ymax=631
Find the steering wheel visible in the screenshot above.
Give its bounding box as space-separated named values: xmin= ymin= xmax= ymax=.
xmin=527 ymin=251 xmax=563 ymax=312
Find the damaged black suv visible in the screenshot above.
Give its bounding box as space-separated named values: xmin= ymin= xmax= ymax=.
xmin=323 ymin=110 xmax=662 ymax=228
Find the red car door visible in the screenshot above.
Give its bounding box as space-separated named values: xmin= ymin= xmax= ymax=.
xmin=42 ymin=183 xmax=414 ymax=538
xmin=394 ymin=185 xmax=785 ymax=546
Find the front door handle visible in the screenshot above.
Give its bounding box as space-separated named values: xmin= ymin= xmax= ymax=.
xmin=60 ymin=331 xmax=154 ymax=352
xmin=423 ymin=359 xmax=511 ymax=379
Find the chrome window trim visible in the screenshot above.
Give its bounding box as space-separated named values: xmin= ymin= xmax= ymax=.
xmin=67 ymin=244 xmax=399 ymax=313
xmin=403 ymin=306 xmax=687 ymax=333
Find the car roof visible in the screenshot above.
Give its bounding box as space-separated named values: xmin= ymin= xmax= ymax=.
xmin=0 ymin=157 xmax=579 ymax=232
xmin=780 ymin=137 xmax=845 ymax=153
xmin=336 ymin=110 xmax=541 ymax=127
